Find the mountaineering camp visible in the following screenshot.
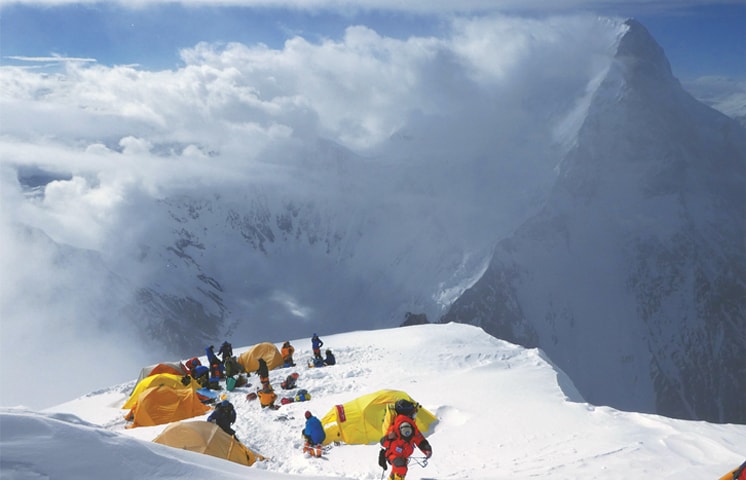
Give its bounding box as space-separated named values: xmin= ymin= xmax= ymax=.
xmin=121 ymin=335 xmax=437 ymax=479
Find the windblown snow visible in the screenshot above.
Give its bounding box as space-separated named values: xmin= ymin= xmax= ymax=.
xmin=1 ymin=324 xmax=743 ymax=479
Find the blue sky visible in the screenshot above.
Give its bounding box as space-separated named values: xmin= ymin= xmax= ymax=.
xmin=1 ymin=1 xmax=744 ymax=79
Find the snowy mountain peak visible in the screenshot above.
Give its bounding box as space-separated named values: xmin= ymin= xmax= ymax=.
xmin=617 ymin=19 xmax=676 ymax=84
xmin=443 ymin=18 xmax=746 ymax=424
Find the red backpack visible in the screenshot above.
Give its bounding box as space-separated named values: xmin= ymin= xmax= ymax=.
xmin=186 ymin=357 xmax=201 ymax=373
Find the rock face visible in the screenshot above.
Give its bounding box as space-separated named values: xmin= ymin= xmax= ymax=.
xmin=442 ymin=20 xmax=746 ymax=424
xmin=401 ymin=312 xmax=430 ymax=327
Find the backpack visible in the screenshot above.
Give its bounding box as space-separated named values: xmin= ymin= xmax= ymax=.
xmin=281 ymin=373 xmax=298 ymax=390
xmin=381 ymin=399 xmax=419 ymax=437
xmin=186 ymin=357 xmax=201 ymax=372
xmin=394 ymin=399 xmax=417 ymax=418
xmin=295 ymin=389 xmax=311 ymax=402
xmin=226 ymin=376 xmax=237 ymax=391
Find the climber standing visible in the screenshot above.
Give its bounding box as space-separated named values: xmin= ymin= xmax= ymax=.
xmin=281 ymin=341 xmax=296 ymax=367
xmin=256 ymin=358 xmax=270 ymax=389
xmin=311 ymin=333 xmax=324 ymax=360
xmin=378 ymin=399 xmax=432 ymax=480
xmin=218 ymin=341 xmax=233 ymax=363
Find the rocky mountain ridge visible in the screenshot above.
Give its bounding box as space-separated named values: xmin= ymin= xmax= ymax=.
xmin=442 ymin=20 xmax=746 ymax=423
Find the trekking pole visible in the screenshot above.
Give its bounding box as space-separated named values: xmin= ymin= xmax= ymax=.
xmin=408 ymin=456 xmax=429 ymax=468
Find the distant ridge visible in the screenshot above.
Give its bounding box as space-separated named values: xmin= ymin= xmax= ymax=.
xmin=442 ymin=19 xmax=746 ymax=424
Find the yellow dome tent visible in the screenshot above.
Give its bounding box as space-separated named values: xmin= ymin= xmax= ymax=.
xmin=320 ymin=389 xmax=437 ymax=446
xmin=153 ymin=421 xmax=266 ymax=467
xmin=237 ymin=342 xmax=284 ymax=373
xmin=125 ymin=385 xmax=210 ymax=428
xmin=123 ymin=373 xmax=200 ymax=409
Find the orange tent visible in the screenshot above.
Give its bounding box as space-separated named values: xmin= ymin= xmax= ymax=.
xmin=125 ymin=385 xmax=210 ymax=428
xmin=153 ymin=421 xmax=266 ymax=466
xmin=237 ymin=342 xmax=284 ymax=372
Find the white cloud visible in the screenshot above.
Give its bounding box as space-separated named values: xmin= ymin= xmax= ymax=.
xmin=4 ymin=54 xmax=97 ymax=64
xmin=0 ymin=14 xmax=625 ymax=166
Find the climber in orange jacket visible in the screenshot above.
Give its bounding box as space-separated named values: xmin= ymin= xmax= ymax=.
xmin=378 ymin=409 xmax=432 ymax=480
xmin=281 ymin=341 xmax=296 ymax=367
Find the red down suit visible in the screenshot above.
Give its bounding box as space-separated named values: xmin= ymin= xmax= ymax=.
xmin=380 ymin=413 xmax=432 ymax=479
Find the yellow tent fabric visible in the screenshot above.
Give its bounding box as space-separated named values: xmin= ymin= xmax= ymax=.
xmin=237 ymin=342 xmax=284 ymax=373
xmin=320 ymin=389 xmax=437 ymax=446
xmin=126 ymin=385 xmax=210 ymax=428
xmin=123 ymin=373 xmax=200 ymax=409
xmin=153 ymin=420 xmax=266 ymax=467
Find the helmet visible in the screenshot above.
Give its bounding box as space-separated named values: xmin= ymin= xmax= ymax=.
xmin=398 ymin=421 xmax=414 ymax=439
xmin=220 ymin=400 xmax=231 ymax=408
xmin=305 ymin=411 xmax=312 ymax=419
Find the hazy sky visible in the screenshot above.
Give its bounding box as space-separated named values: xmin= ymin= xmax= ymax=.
xmin=1 ymin=1 xmax=744 ymax=79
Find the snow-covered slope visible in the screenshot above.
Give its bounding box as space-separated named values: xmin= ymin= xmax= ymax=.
xmin=442 ymin=20 xmax=746 ymax=424
xmin=3 ymin=324 xmax=744 ymax=479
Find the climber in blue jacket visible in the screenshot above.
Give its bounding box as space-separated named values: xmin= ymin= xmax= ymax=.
xmin=302 ymin=410 xmax=326 ymax=455
xmin=208 ymin=400 xmax=237 ymax=436
xmin=311 ymin=333 xmax=324 ymax=359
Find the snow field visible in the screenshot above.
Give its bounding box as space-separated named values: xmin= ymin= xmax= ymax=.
xmin=2 ymin=323 xmax=743 ymax=480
